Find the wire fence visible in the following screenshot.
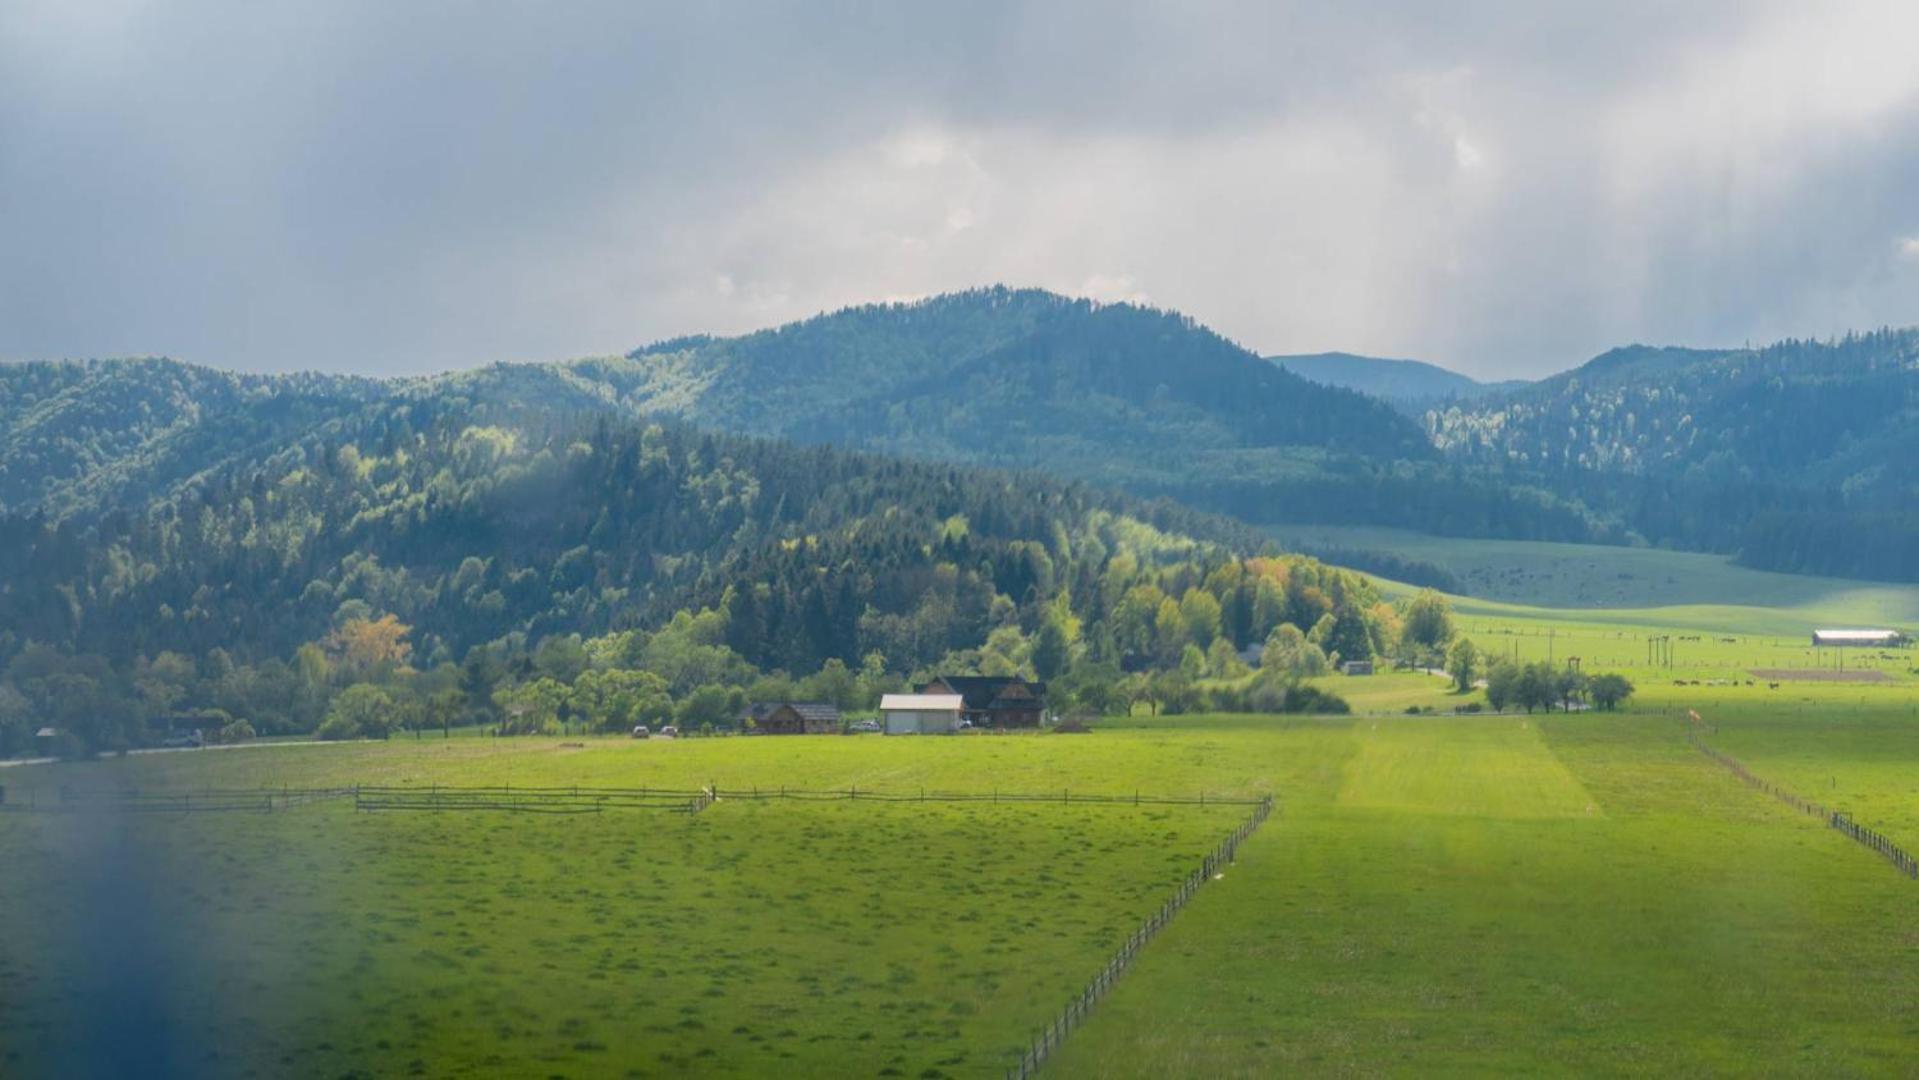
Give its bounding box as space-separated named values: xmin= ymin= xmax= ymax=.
xmin=1686 ymin=728 xmax=1917 ymax=880
xmin=1006 ymin=795 xmax=1275 ymax=1080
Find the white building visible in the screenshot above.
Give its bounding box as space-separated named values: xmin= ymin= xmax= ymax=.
xmin=1810 ymin=629 xmax=1907 ymax=648
xmin=879 ymin=693 xmax=963 ymax=735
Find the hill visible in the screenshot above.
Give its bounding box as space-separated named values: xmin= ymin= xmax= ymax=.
xmin=1268 ymin=351 xmax=1524 ymax=413
xmin=0 ymin=387 xmax=1402 ymax=754
xmin=0 ymin=291 xmax=1605 ymax=542
xmin=1427 ymin=330 xmax=1919 ymax=580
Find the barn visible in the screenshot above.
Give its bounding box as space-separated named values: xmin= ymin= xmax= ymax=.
xmin=918 ymin=676 xmax=1046 ymax=729
xmin=879 ymin=693 xmax=963 ymax=735
xmin=1810 ymin=629 xmax=1908 ymax=648
xmin=743 ymin=702 xmax=841 ymax=735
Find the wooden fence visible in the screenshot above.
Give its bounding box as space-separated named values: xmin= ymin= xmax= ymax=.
xmin=1006 ymin=795 xmax=1276 ymax=1079
xmin=1687 ymin=729 xmax=1917 ymax=880
xmin=1 ymin=783 xmax=1269 ymax=816
xmin=0 ymin=785 xmax=358 ymax=813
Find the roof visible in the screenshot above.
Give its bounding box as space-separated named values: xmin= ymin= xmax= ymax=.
xmin=922 ymin=675 xmax=1047 ymax=709
xmin=742 ymin=701 xmax=843 ymax=722
xmin=1811 ymin=629 xmax=1903 ymax=640
xmin=880 ymin=694 xmax=964 ymax=711
xmin=34 ymin=727 xmax=58 ymax=739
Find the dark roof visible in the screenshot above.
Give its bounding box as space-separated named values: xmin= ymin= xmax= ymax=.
xmin=744 ymin=701 xmax=842 ymax=722
xmin=923 ymin=676 xmax=1047 ymax=710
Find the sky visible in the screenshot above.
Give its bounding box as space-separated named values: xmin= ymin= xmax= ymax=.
xmin=4 ymin=1 xmax=1918 ymax=380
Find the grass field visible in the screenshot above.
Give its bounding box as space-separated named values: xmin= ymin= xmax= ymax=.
xmin=1271 ymin=524 xmax=1919 ymax=624
xmin=6 ymin=690 xmax=1918 ymax=1077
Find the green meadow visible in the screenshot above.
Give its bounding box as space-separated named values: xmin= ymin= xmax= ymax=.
xmin=1274 ymin=524 xmax=1919 ymax=623
xmin=6 ymin=671 xmax=1919 ymax=1077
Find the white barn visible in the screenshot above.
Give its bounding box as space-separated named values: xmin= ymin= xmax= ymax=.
xmin=1810 ymin=629 xmax=1907 ymax=648
xmin=879 ymin=693 xmax=963 ymax=735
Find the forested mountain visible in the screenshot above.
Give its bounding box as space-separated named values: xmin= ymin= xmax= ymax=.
xmin=1269 ymin=352 xmax=1524 ymax=413
xmin=0 ymin=290 xmax=1604 ymax=542
xmin=1 ymin=388 xmax=1414 ymax=755
xmin=1427 ymin=330 xmax=1919 ymax=579
xmin=0 ymin=358 xmax=377 ymax=519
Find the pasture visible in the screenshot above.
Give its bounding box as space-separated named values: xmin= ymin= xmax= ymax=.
xmin=5 ymin=663 xmax=1918 ymax=1076
xmin=1272 ymin=524 xmax=1919 ymax=622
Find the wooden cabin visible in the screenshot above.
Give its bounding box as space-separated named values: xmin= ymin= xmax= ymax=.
xmin=918 ymin=676 xmax=1046 ymax=729
xmin=743 ymin=702 xmax=841 ymax=735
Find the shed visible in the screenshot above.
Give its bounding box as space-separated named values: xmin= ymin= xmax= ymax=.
xmin=879 ymin=693 xmax=963 ymax=735
xmin=1810 ymin=629 xmax=1907 ymax=648
xmin=1340 ymin=660 xmax=1374 ymax=676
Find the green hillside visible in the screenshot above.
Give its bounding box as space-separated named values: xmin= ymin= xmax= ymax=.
xmin=0 ymin=292 xmax=1608 ymax=543
xmin=1427 ymin=330 xmax=1919 ymax=580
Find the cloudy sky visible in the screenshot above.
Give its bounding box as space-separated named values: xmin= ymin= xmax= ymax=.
xmin=4 ymin=1 xmax=1918 ymax=379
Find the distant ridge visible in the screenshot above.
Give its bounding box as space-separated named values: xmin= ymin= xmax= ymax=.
xmin=1267 ymin=351 xmax=1525 ymax=413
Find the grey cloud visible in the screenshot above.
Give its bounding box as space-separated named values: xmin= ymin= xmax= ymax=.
xmin=1 ymin=0 xmax=1914 ymax=378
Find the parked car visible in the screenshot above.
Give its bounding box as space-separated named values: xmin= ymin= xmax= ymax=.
xmin=159 ymin=730 xmax=204 ymax=749
xmin=850 ymin=719 xmax=882 ymax=733
xmin=658 ymin=725 xmax=679 ymax=739
xmin=630 ymin=724 xmax=649 ymax=739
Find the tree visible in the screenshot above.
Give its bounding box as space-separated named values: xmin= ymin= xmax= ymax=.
xmin=676 ymin=684 xmax=740 ymax=730
xmin=1588 ymin=673 xmax=1635 ymax=711
xmin=1400 ymin=589 xmax=1455 ymax=654
xmin=1151 ymin=670 xmax=1197 ymax=715
xmin=318 ymin=684 xmax=397 ymax=741
xmin=426 ymin=687 xmax=467 ymax=736
xmin=493 ymin=678 xmax=567 ymax=735
xmin=1179 ymin=589 xmax=1222 ymax=649
xmin=1554 ymin=668 xmax=1588 ymax=712
xmin=570 ymin=669 xmax=672 ymax=732
xmin=1154 ymin=596 xmax=1186 ymax=666
xmin=533 ymin=635 xmax=589 ymax=685
xmin=1206 ymin=636 xmax=1248 ymax=679
xmin=1261 ymin=624 xmax=1328 ymax=677
xmin=325 ymin=615 xmax=413 ymax=681
xmin=1445 ymin=639 xmax=1479 ymax=693
xmin=1032 ymin=617 xmax=1071 ymax=681
xmin=1485 ymin=659 xmax=1519 ymax=712
xmin=797 ymin=658 xmax=860 ymax=711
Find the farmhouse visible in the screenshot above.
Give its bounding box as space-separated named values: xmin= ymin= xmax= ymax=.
xmin=879 ymin=693 xmax=963 ymax=735
xmin=742 ymin=702 xmax=841 ymax=735
xmin=1810 ymin=629 xmax=1908 ymax=648
xmin=918 ymin=675 xmax=1047 ymax=729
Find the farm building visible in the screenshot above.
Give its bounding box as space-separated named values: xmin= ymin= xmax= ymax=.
xmin=879 ymin=693 xmax=963 ymax=735
xmin=918 ymin=675 xmax=1046 ymax=729
xmin=742 ymin=702 xmax=841 ymax=735
xmin=1340 ymin=660 xmax=1374 ymax=676
xmin=1810 ymin=629 xmax=1908 ymax=647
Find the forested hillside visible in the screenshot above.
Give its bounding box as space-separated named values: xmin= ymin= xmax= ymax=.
xmin=1427 ymin=330 xmax=1919 ymax=579
xmin=0 ymin=358 xmax=377 ymax=519
xmin=0 ymin=290 xmax=1607 ymax=542
xmin=1 ymin=395 xmax=1427 ymax=755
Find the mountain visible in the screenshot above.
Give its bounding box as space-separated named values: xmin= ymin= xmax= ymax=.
xmin=0 ymin=289 xmax=1603 ymax=543
xmin=1268 ymin=352 xmax=1525 ymax=413
xmin=1427 ymin=330 xmax=1919 ymax=579
xmin=0 ymin=358 xmax=378 ymax=520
